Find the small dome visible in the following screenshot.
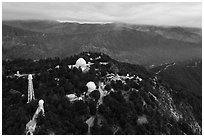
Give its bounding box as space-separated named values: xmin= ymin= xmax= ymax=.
xmin=75 ymin=58 xmax=87 ymax=68
xmin=39 ymin=99 xmax=44 ymax=106
xmin=86 ymin=81 xmax=96 ymax=93
xmin=55 ymin=65 xmax=60 ymax=69
xmin=28 ymin=74 xmax=33 ymax=80
xmin=66 ymin=94 xmax=77 ymax=99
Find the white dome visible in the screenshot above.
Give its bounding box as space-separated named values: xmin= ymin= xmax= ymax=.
xmin=55 ymin=65 xmax=60 ymax=69
xmin=75 ymin=58 xmax=87 ymax=69
xmin=39 ymin=99 xmax=44 ymax=106
xmin=66 ymin=94 xmax=77 ymax=99
xmin=86 ymin=81 xmax=96 ymax=93
xmin=28 ymin=74 xmax=33 ymax=80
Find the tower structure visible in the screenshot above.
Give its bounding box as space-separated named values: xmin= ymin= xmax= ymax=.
xmin=27 ymin=74 xmax=35 ymax=103
xmin=26 ymin=99 xmax=45 ymax=135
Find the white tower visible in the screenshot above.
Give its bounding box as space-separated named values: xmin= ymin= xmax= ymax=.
xmin=26 ymin=99 xmax=45 ymax=135
xmin=27 ymin=74 xmax=35 ymax=103
xmin=17 ymin=71 xmax=20 ymax=75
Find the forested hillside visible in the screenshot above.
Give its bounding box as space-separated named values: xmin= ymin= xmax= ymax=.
xmin=2 ymin=21 xmax=202 ymax=66
xmin=2 ymin=52 xmax=202 ymax=135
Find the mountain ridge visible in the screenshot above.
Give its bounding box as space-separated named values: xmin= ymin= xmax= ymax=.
xmin=2 ymin=52 xmax=202 ymax=135
xmin=2 ymin=21 xmax=202 ymax=66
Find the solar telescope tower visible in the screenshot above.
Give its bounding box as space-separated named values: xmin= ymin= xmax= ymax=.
xmin=27 ymin=74 xmax=35 ymax=103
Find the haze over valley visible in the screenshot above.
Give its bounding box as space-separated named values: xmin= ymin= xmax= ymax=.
xmin=2 ymin=2 xmax=202 ymax=135
xmin=2 ymin=20 xmax=202 ymax=66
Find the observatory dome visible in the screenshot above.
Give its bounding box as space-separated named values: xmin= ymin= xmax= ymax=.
xmin=75 ymin=58 xmax=87 ymax=69
xmin=86 ymin=81 xmax=96 ymax=93
xmin=39 ymin=99 xmax=44 ymax=106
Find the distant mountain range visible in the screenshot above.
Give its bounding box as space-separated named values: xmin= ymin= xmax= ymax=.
xmin=2 ymin=20 xmax=202 ymax=66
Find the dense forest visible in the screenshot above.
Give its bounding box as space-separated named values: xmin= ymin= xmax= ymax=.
xmin=2 ymin=52 xmax=202 ymax=135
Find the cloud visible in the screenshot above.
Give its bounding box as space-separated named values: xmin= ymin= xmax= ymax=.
xmin=2 ymin=2 xmax=202 ymax=27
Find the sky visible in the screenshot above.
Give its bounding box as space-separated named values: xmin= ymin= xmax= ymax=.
xmin=2 ymin=2 xmax=202 ymax=27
